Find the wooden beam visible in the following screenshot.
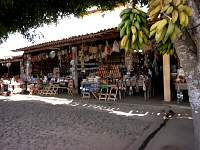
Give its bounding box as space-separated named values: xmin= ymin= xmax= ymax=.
xmin=0 ymin=58 xmax=23 ymax=63
xmin=163 ymin=54 xmax=171 ymax=102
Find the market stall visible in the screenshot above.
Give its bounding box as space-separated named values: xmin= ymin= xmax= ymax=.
xmin=21 ymin=48 xmax=75 ymax=95
xmin=78 ymin=38 xmax=157 ymax=101
xmin=0 ymin=56 xmax=22 ymax=79
xmin=0 ymin=56 xmax=24 ymax=95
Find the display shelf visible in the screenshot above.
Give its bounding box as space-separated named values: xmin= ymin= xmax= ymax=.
xmin=77 ymin=67 xmax=98 ymax=71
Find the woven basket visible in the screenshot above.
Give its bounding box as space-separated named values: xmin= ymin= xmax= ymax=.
xmin=89 ymin=46 xmax=98 ymax=54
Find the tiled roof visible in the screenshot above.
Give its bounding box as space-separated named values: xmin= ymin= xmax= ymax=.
xmin=13 ymin=27 xmax=119 ymax=53
xmin=0 ymin=55 xmax=23 ymax=63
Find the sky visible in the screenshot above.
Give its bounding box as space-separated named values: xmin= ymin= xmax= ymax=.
xmin=0 ymin=7 xmax=125 ymax=59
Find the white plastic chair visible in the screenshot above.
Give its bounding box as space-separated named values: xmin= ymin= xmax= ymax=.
xmin=107 ymin=86 xmax=118 ymax=101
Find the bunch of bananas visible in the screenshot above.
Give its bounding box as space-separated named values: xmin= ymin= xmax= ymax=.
xmin=148 ymin=0 xmax=192 ymax=26
xmin=150 ymin=19 xmax=181 ymax=43
xmin=118 ymin=7 xmax=149 ymax=52
xmin=158 ymin=40 xmax=175 ymax=55
xmin=148 ymin=0 xmax=192 ymax=55
xmin=150 ymin=19 xmax=181 ymax=55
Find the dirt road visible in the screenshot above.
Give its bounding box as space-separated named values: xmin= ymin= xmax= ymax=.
xmin=0 ymin=95 xmax=166 ymax=150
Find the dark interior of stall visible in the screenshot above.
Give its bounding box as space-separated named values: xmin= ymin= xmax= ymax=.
xmin=0 ymin=62 xmax=20 ymax=78
xmin=31 ymin=49 xmax=72 ymax=78
xmin=32 ymin=57 xmax=59 ymax=77
xmin=170 ymin=55 xmax=189 ymax=102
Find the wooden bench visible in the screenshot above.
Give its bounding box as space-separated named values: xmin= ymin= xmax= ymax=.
xmin=39 ymin=85 xmax=59 ymax=96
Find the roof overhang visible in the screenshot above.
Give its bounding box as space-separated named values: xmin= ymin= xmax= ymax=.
xmin=12 ymin=28 xmax=119 ymax=53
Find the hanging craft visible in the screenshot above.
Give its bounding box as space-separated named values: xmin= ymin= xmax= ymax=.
xmin=37 ymin=55 xmax=42 ymax=61
xmin=49 ymin=51 xmax=56 ymax=59
xmin=57 ymin=51 xmax=61 ymax=60
xmin=70 ymin=60 xmax=75 ymax=66
xmin=27 ymin=55 xmax=31 ymax=61
xmin=82 ymin=45 xmax=88 ymax=52
xmin=98 ymin=44 xmax=103 ymax=64
xmin=104 ymin=41 xmax=111 ymax=55
xmin=45 ymin=54 xmax=49 ymax=59
xmin=57 ymin=51 xmax=61 ymax=57
xmin=80 ymin=44 xmax=85 ymax=72
xmin=61 ymin=50 xmax=65 ymax=55
xmin=89 ymin=43 xmax=98 ymax=54
xmin=41 ymin=53 xmax=46 ymax=60
xmin=112 ymin=40 xmax=120 ymax=53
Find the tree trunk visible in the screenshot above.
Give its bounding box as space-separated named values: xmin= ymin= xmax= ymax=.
xmin=173 ymin=0 xmax=200 ymax=149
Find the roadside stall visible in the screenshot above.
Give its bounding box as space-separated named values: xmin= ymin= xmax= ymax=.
xmin=10 ymin=27 xmax=185 ymax=103
xmin=0 ymin=56 xmax=23 ymax=95
xmin=21 ymin=48 xmax=74 ymax=95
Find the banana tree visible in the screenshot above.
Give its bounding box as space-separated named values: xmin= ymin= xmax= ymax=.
xmin=174 ymin=1 xmax=200 ymax=149
xmin=118 ymin=0 xmax=200 ymax=149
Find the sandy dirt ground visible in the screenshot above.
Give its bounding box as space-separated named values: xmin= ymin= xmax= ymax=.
xmin=0 ymin=95 xmax=167 ymax=150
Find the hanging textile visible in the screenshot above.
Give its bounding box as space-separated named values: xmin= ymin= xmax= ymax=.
xmin=103 ymin=41 xmax=111 ymax=61
xmin=112 ymin=40 xmax=120 ymax=53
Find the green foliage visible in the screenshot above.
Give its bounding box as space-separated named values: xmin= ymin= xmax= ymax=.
xmin=0 ymin=0 xmax=136 ymax=43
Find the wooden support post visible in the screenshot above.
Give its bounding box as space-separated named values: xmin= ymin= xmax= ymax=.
xmin=72 ymin=47 xmax=78 ymax=94
xmin=20 ymin=61 xmax=23 ymax=79
xmin=163 ymin=54 xmax=171 ymax=102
